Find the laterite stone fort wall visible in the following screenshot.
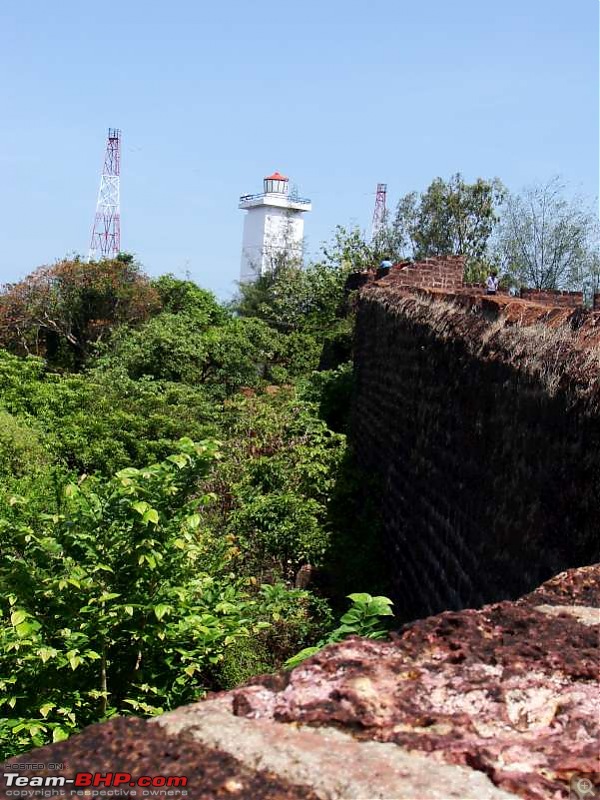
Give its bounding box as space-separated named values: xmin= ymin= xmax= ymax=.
xmin=351 ymin=261 xmax=600 ymax=620
xmin=520 ymin=287 xmax=584 ymax=307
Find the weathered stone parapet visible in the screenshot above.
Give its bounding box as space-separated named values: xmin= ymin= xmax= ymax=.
xmin=520 ymin=287 xmax=585 ymax=307
xmin=353 ymin=256 xmax=594 ymax=312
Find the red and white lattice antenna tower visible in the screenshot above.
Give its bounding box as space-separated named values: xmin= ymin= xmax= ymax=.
xmin=371 ymin=183 xmax=387 ymax=241
xmin=89 ymin=128 xmax=121 ymax=260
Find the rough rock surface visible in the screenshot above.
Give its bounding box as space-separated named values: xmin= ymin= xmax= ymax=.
xmin=0 ymin=716 xmax=320 ymax=799
xmin=2 ymin=566 xmax=598 ymax=800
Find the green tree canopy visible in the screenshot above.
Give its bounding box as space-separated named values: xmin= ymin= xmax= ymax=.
xmin=394 ymin=174 xmax=506 ymax=279
xmin=99 ymin=311 xmax=285 ymax=396
xmin=234 ymin=230 xmax=363 ymax=337
xmin=151 ymin=275 xmax=227 ymax=323
xmin=0 ymin=256 xmax=160 ymax=367
xmin=493 ymin=177 xmax=600 ymax=290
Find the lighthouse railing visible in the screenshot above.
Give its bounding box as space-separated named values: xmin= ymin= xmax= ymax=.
xmin=239 ymin=192 xmax=311 ymax=205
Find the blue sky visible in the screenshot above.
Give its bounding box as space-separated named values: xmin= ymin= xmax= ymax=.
xmin=0 ymin=0 xmax=597 ymax=298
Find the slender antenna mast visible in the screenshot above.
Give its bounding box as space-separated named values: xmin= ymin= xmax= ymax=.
xmin=89 ymin=128 xmax=121 ymax=260
xmin=371 ymin=182 xmax=387 ymax=241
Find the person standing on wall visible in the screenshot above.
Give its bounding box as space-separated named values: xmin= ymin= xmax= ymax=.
xmin=486 ymin=270 xmax=499 ymax=295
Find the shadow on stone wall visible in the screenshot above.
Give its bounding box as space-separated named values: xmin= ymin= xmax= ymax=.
xmin=351 ymin=289 xmax=600 ymax=621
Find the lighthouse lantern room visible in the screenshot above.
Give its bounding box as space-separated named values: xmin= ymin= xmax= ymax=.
xmin=239 ymin=171 xmax=312 ymax=283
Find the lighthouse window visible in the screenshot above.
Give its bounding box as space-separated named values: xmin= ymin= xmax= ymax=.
xmin=263 ymin=177 xmax=288 ymax=195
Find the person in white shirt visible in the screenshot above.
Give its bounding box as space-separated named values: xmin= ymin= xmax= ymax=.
xmin=486 ymin=271 xmax=499 ymax=295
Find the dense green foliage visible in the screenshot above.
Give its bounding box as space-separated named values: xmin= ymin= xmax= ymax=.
xmin=204 ymin=390 xmax=346 ymax=581
xmin=0 ymin=439 xmax=321 ymax=753
xmin=0 ymin=410 xmax=49 ymax=481
xmin=0 ymin=350 xmax=217 ymax=474
xmin=0 ymin=253 xmax=386 ymax=759
xmin=235 ymin=258 xmax=353 ymax=335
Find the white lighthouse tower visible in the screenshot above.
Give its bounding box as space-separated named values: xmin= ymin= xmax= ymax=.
xmin=238 ymin=171 xmax=312 ymax=282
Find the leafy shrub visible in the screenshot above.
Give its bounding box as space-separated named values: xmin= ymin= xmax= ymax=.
xmin=0 ymin=410 xmax=49 ymax=479
xmin=151 ymin=275 xmax=226 ymax=324
xmin=285 ymin=593 xmax=394 ymax=669
xmin=234 ymin=260 xmax=353 ymax=339
xmin=228 ymin=492 xmax=328 ymax=575
xmin=213 ymin=637 xmax=273 ymax=690
xmin=199 ymin=318 xmax=277 ymax=395
xmin=95 ymin=280 xmax=228 ymax=384
xmin=0 ymin=351 xmax=47 ymax=412
xmin=0 ymin=440 xmax=315 ymax=758
xmin=214 ymin=583 xmax=330 ymax=689
xmin=219 ymin=390 xmax=345 ymax=502
xmin=200 ymin=390 xmax=346 ymax=582
xmin=269 ymin=332 xmax=321 ymax=381
xmin=99 ymin=313 xmax=211 ymax=383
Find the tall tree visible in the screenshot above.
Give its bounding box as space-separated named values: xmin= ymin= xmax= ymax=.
xmin=321 ymin=224 xmax=407 ymax=271
xmin=234 ymin=259 xmax=350 ymax=336
xmin=235 ymin=226 xmax=373 ymax=335
xmin=0 ymin=256 xmax=159 ymax=366
xmin=394 ymin=174 xmax=506 ymax=279
xmin=493 ymin=177 xmax=599 ymax=290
